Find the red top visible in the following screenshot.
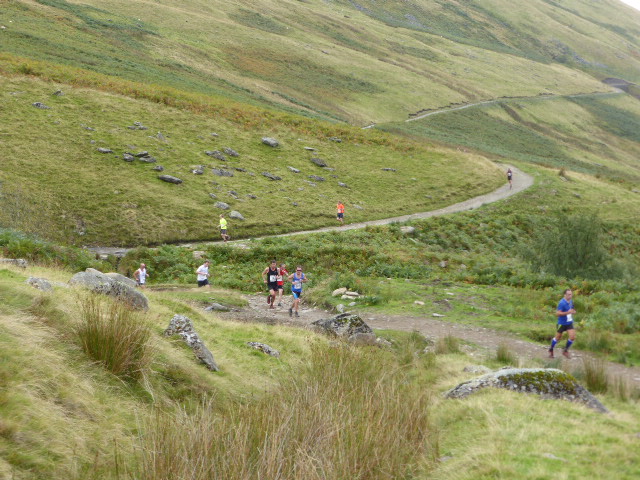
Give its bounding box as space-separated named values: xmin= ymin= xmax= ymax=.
xmin=337 ymin=203 xmax=345 ymax=213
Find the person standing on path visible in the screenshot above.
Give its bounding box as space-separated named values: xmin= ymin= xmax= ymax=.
xmin=219 ymin=214 xmax=230 ymax=243
xmin=336 ymin=201 xmax=345 ymax=225
xmin=262 ymin=260 xmax=280 ymax=309
xmin=276 ymin=263 xmax=289 ymax=306
xmin=133 ymin=263 xmax=148 ymax=289
xmin=507 ymin=168 xmax=513 ymax=190
xmin=549 ymin=289 xmax=576 ymax=358
xmin=288 ymin=265 xmax=307 ymax=317
xmin=196 ymin=261 xmax=211 ymax=289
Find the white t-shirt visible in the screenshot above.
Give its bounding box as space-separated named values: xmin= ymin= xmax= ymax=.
xmin=136 ymin=268 xmax=147 ymax=283
xmin=196 ymin=264 xmax=209 ymax=281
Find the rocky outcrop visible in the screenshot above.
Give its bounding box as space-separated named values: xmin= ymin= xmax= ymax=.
xmin=26 ymin=277 xmax=52 ymax=291
xmin=312 ymin=313 xmax=376 ymax=344
xmin=69 ymin=268 xmax=148 ymax=310
xmin=247 ymin=342 xmax=280 ymax=358
xmin=445 ymin=368 xmax=608 ymax=413
xmin=164 ymin=314 xmax=219 ymax=371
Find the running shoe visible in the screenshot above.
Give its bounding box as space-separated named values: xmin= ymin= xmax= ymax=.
xmin=278 ymin=302 xmax=282 ymax=307
xmin=289 ymin=307 xmax=293 ymax=317
xmin=562 ymin=350 xmax=570 ymax=359
xmin=548 ymin=349 xmax=554 ymax=358
xmin=295 ymin=311 xmax=299 ymax=317
xmin=267 ymin=295 xmax=271 ymax=305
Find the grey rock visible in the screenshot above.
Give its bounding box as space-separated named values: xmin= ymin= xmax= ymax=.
xmin=97 ymin=148 xmax=113 ymax=154
xmin=209 ymin=193 xmax=217 ymax=199
xmin=69 ymin=268 xmax=148 ymax=310
xmin=228 ymin=191 xmax=239 ymax=199
xmin=262 ymin=137 xmax=279 ymax=147
xmin=164 ymin=314 xmax=219 ymax=371
xmin=204 ymin=303 xmax=230 ymax=312
xmin=382 ymin=168 xmax=397 ymax=172
xmin=328 ymin=136 xmax=342 ymax=143
xmin=83 ymin=125 xmax=96 ymax=131
xmin=210 ymin=132 xmax=219 ymax=137
xmin=123 ymin=153 xmax=135 ymax=162
xmin=400 ymin=226 xmax=416 ymax=234
xmin=27 ymin=277 xmax=52 ymax=291
xmin=288 ymin=166 xmax=300 ymax=173
xmin=205 ymin=150 xmax=227 ymax=161
xmin=292 ymin=202 xmax=298 ymax=207
xmin=235 ymin=167 xmax=246 ymax=172
xmin=223 ymin=147 xmax=239 ymax=157
xmin=158 ymin=175 xmax=183 ymax=184
xmin=463 ymin=365 xmax=492 ymax=375
xmin=304 ymin=147 xmax=315 ymax=151
xmin=312 ymin=313 xmax=374 ymax=341
xmin=32 ymin=102 xmax=50 ymax=109
xmin=212 ymin=168 xmax=234 ymax=177
xmin=310 ymin=157 xmax=328 ymax=167
xmin=192 ymin=167 xmax=205 ymax=175
xmin=247 ymin=342 xmax=280 ymax=358
xmin=152 ymin=165 xmax=164 ymax=171
xmin=305 ymin=181 xmax=317 ymax=187
xmin=157 ymin=132 xmax=167 ymax=142
xmin=336 ymin=304 xmax=345 ymax=313
xmin=262 ymin=172 xmax=282 ymax=181
xmin=308 ymin=175 xmax=325 ymax=182
xmin=0 ymin=258 xmax=28 ymax=268
xmin=247 ymin=194 xmax=257 ymax=199
xmin=104 ymin=272 xmax=137 ymax=288
xmin=445 ymin=368 xmax=608 ymax=413
xmin=52 ymin=90 xmax=64 ymax=96
xmin=439 ymin=260 xmax=448 ymax=268
xmin=134 ymin=151 xmax=149 ymax=158
xmin=338 ymin=182 xmax=349 ymax=188
xmin=138 ymin=155 xmax=156 ymax=163
xmin=214 ymin=201 xmax=230 ymax=210
xmin=229 ymin=210 xmax=245 ymax=221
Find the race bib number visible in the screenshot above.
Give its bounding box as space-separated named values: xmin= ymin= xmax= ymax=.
xmin=269 ymin=275 xmax=277 ymax=282
xmin=293 ymin=282 xmax=302 ymax=290
xmin=567 ymin=314 xmax=573 ymax=323
xmin=276 ymin=275 xmax=283 ymax=282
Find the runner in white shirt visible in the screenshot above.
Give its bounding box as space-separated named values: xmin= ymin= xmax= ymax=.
xmin=196 ymin=261 xmax=211 ymax=289
xmin=134 ymin=263 xmax=149 ymax=289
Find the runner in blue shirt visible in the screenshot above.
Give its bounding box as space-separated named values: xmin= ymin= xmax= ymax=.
xmin=287 ymin=265 xmax=307 ymax=318
xmin=548 ymin=289 xmax=577 ymax=359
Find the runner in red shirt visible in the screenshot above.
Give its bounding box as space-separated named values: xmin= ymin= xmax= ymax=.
xmin=336 ymin=202 xmax=345 ymax=225
xmin=276 ymin=263 xmax=289 ymax=306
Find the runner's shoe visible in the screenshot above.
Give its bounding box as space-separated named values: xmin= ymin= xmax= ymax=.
xmin=267 ymin=295 xmax=271 ymax=305
xmin=278 ymin=302 xmax=282 ymax=307
xmin=289 ymin=307 xmax=293 ymax=317
xmin=548 ymin=349 xmax=554 ymax=358
xmin=562 ymin=350 xmax=570 ymax=359
xmin=295 ymin=311 xmax=299 ymax=317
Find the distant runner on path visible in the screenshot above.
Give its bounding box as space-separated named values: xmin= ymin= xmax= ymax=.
xmin=219 ymin=214 xmax=230 ymax=243
xmin=336 ymin=201 xmax=345 ymax=225
xmin=549 ymin=288 xmax=576 ymax=359
xmin=196 ymin=261 xmax=211 ymax=289
xmin=133 ymin=263 xmax=148 ymax=289
xmin=288 ymin=265 xmax=307 ymax=317
xmin=276 ymin=263 xmax=289 ymax=307
xmin=507 ymin=168 xmax=513 ymax=190
xmin=262 ymin=260 xmax=280 ymax=309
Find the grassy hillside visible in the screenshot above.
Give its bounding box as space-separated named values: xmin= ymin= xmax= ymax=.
xmin=0 ymin=74 xmax=503 ymax=246
xmin=0 ymin=263 xmax=638 ymax=479
xmin=2 ymin=0 xmax=638 ymax=123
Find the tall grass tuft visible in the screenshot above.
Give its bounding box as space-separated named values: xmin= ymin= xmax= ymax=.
xmin=135 ymin=343 xmax=437 ymax=479
xmin=495 ymin=343 xmax=518 ymax=365
xmin=580 ymin=357 xmax=609 ymax=394
xmin=75 ymin=296 xmax=152 ymax=380
xmin=435 ymin=335 xmax=460 ymax=354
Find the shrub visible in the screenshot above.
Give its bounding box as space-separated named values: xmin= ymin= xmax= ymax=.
xmin=75 ymin=296 xmax=152 ymax=380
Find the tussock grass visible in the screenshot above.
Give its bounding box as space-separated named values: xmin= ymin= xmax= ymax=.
xmin=495 ymin=343 xmax=518 ymax=366
xmin=578 ymin=357 xmax=609 ymax=394
xmin=75 ymin=295 xmax=152 ymax=380
xmin=135 ymin=343 xmax=437 ymax=479
xmin=435 ymin=335 xmax=460 ymax=354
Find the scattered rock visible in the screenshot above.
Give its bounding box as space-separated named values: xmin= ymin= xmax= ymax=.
xmin=336 ymin=304 xmax=345 ymax=313
xmin=205 ymin=150 xmax=227 ymax=161
xmin=210 ymin=132 xmax=219 ymax=137
xmin=209 ymin=193 xmax=218 ymax=199
xmin=83 ymin=125 xmax=96 ymax=131
xmin=223 ymin=147 xmax=239 ymax=157
xmin=262 ymin=172 xmax=282 ymax=181
xmin=134 ymin=151 xmax=149 ymax=158
xmin=247 ymin=342 xmax=280 ymax=358
xmin=0 ymin=258 xmax=28 ymax=268
xmin=26 ymin=277 xmax=52 ymax=291
xmin=69 ymin=268 xmax=148 ymax=310
xmin=414 ymin=301 xmax=425 ymax=306
xmin=97 ymin=147 xmax=113 ymax=154
xmin=328 ymin=137 xmax=342 ymax=143
xmin=288 ymin=166 xmax=300 ymax=173
xmin=204 ymin=303 xmax=230 ymax=312
xmin=332 ymin=287 xmax=348 ymax=297
xmin=158 ymin=175 xmax=183 ymax=184
xmin=247 ymin=194 xmax=257 ymax=199
xmin=432 ymin=313 xmax=445 ymax=317
xmin=228 ymin=191 xmax=239 ymax=199
xmin=310 ymin=157 xmax=328 ymax=167
xmin=52 ymin=90 xmax=64 ymax=96
xmin=312 ymin=313 xmax=374 ymax=344
xmin=137 ymin=155 xmax=157 ymax=163
xmin=382 ymin=168 xmax=397 ymax=172
xmin=229 ymin=210 xmax=245 ymax=221
xmin=573 ymin=193 xmax=582 ymax=199
xmin=400 ymin=226 xmax=415 ymax=234
xmin=262 ymin=137 xmax=279 ymax=147
xmin=122 ymin=153 xmax=135 ymax=162
xmin=32 ymin=102 xmax=50 ymax=109
xmin=439 ymin=260 xmax=448 ymax=268
xmin=304 ymin=147 xmax=315 ymax=151
xmin=338 ymin=182 xmax=349 ymax=188
xmin=463 ymin=365 xmax=492 ymax=375
xmin=214 ymin=202 xmax=230 ymax=211
xmin=164 ymin=314 xmax=219 ymax=371
xmin=212 ymin=168 xmax=234 ymax=177
xmin=153 ymin=165 xmax=164 ymax=171
xmin=192 ymin=166 xmax=204 ymax=175
xmin=542 ymin=453 xmax=567 ymax=462
xmin=348 ymin=301 xmax=357 ymax=307
xmin=157 ymin=132 xmax=167 ymax=142
xmin=235 ymin=167 xmax=246 ymax=172
xmin=305 ymin=181 xmax=317 ymax=187
xmin=445 ymin=368 xmax=608 ymax=413
xmin=308 ymin=175 xmax=325 ymax=182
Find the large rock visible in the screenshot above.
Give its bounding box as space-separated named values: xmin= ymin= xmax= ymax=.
xmin=69 ymin=268 xmax=148 ymax=310
xmin=262 ymin=137 xmax=279 ymax=147
xmin=445 ymin=368 xmax=608 ymax=413
xmin=158 ymin=175 xmax=183 ymax=184
xmin=104 ymin=272 xmax=137 ymax=288
xmin=312 ymin=313 xmax=374 ymax=344
xmin=310 ymin=157 xmax=328 ymax=167
xmin=229 ymin=210 xmax=245 ymax=221
xmin=27 ymin=277 xmax=52 ymax=291
xmin=164 ymin=315 xmax=219 ymax=371
xmin=214 ymin=201 xmax=230 ymax=210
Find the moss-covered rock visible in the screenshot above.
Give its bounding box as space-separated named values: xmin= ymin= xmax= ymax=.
xmin=445 ymin=368 xmax=608 ymax=413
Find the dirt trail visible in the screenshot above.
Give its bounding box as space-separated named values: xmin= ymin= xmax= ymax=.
xmin=219 ymin=294 xmax=640 ymax=389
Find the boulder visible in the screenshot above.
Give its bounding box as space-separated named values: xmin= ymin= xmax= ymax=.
xmin=134 ymin=151 xmax=149 ymax=158
xmin=310 ymin=157 xmax=328 ymax=167
xmin=138 ymin=156 xmax=156 ymax=163
xmin=247 ymin=342 xmax=280 ymax=358
xmin=158 ymin=175 xmax=182 ymax=184
xmin=262 ymin=172 xmax=282 ymax=181
xmin=311 ymin=313 xmax=374 ymax=341
xmin=332 ymin=287 xmax=348 ymax=297
xmin=27 ymin=277 xmax=52 ymax=291
xmin=445 ymin=368 xmax=608 ymax=413
xmin=123 ymin=153 xmax=135 ymax=162
xmin=214 ymin=201 xmax=230 ymax=210
xmin=104 ymin=272 xmax=137 ymax=288
xmin=69 ymin=268 xmax=148 ymax=310
xmin=229 ymin=210 xmax=245 ymax=221
xmin=164 ymin=315 xmax=219 ymax=371
xmin=262 ymin=137 xmax=279 ymax=147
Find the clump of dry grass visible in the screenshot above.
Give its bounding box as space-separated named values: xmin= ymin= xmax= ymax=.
xmin=75 ymin=295 xmax=152 ymax=381
xmin=435 ymin=335 xmax=460 ymax=354
xmin=495 ymin=343 xmax=518 ymax=366
xmin=135 ymin=343 xmax=437 ymax=479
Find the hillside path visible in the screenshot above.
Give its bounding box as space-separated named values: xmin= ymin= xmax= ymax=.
xmin=220 ymin=294 xmax=640 ymax=389
xmin=89 ymin=164 xmax=532 ymax=257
